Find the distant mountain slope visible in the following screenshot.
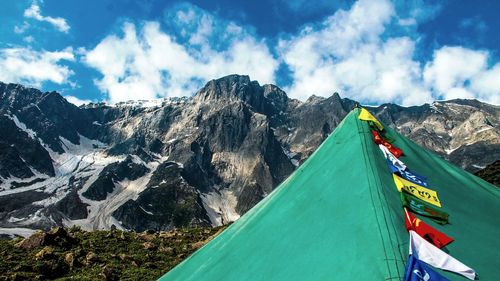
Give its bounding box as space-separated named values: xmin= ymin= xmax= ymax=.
xmin=474 ymin=160 xmax=500 ymax=187
xmin=0 ymin=75 xmax=498 ymax=232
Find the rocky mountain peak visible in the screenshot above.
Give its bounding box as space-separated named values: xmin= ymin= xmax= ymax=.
xmin=195 ymin=74 xmax=253 ymax=101
xmin=0 ymin=82 xmax=43 ymax=112
xmin=0 ymin=77 xmax=498 ymax=234
xmin=193 ymin=74 xmax=273 ymax=114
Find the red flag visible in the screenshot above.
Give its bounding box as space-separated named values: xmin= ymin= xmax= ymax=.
xmin=371 ymin=130 xmax=403 ymax=158
xmin=404 ymin=208 xmax=454 ymax=249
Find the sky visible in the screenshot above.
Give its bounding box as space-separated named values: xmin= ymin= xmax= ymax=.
xmin=0 ymin=0 xmax=499 ymax=106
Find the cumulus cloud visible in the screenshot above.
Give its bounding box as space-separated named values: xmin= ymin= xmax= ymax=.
xmin=424 ymin=46 xmax=499 ymax=104
xmin=24 ymin=1 xmax=70 ymax=33
xmin=76 ymin=0 xmax=500 ymax=106
xmin=278 ymin=0 xmax=500 ymax=105
xmin=84 ymin=6 xmax=278 ymax=104
xmin=279 ymin=0 xmax=432 ymax=105
xmin=64 ymin=95 xmax=91 ymax=106
xmin=0 ymin=47 xmax=74 ymax=86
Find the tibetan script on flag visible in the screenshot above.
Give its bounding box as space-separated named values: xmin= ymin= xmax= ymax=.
xmin=401 ymin=191 xmax=448 ymax=225
xmin=394 ymin=174 xmax=441 ymax=207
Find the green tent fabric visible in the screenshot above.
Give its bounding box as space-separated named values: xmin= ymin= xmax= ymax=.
xmin=159 ymin=108 xmax=500 ymax=281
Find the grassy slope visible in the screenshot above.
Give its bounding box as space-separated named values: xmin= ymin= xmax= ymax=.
xmin=0 ymin=226 xmax=223 ymax=280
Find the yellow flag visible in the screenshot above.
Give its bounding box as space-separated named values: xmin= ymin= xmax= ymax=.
xmin=358 ymin=108 xmax=384 ymax=131
xmin=393 ymin=174 xmax=442 ymax=207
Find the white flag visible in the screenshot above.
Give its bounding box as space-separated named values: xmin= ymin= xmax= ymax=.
xmin=378 ymin=144 xmax=406 ymax=170
xmin=409 ymin=230 xmax=476 ymax=280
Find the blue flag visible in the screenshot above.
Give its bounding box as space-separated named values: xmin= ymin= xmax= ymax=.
xmin=386 ymin=159 xmax=429 ymax=187
xmin=404 ymin=255 xmax=451 ymax=281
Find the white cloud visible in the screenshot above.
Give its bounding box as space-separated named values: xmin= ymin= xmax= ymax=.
xmin=0 ymin=47 xmax=74 ymax=86
xmin=24 ymin=1 xmax=70 ymax=33
xmin=278 ymin=0 xmax=500 ymax=106
xmin=14 ymin=22 xmax=30 ymax=34
xmin=77 ymin=0 xmax=500 ymax=106
xmin=64 ymin=95 xmax=91 ymax=106
xmin=424 ymin=47 xmax=487 ymax=94
xmin=84 ymin=18 xmax=278 ymax=104
xmin=398 ymin=18 xmax=417 ymax=26
xmin=176 ymin=9 xmax=196 ymax=24
xmin=424 ymin=46 xmax=499 ymax=104
xmin=279 ymin=0 xmax=432 ymax=105
xmin=23 ymin=36 xmax=35 ymax=43
xmin=470 ymin=64 xmax=500 ymax=104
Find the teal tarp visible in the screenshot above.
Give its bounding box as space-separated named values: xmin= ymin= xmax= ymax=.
xmin=160 ymin=108 xmax=500 ymax=281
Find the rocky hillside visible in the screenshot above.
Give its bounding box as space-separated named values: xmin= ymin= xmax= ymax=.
xmin=0 ymin=75 xmax=498 ymax=233
xmin=372 ymin=100 xmax=500 ymax=171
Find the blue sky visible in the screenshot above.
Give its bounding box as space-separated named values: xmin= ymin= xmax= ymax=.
xmin=0 ymin=0 xmax=499 ymax=106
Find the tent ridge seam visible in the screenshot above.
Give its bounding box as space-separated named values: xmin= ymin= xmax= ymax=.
xmin=356 ymin=115 xmax=405 ymax=279
xmin=355 ymin=116 xmax=394 ymax=278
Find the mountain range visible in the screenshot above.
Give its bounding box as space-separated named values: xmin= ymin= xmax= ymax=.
xmin=0 ymin=75 xmax=498 ymax=232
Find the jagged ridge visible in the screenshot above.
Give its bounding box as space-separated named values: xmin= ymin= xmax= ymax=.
xmin=0 ymin=75 xmax=498 ymax=233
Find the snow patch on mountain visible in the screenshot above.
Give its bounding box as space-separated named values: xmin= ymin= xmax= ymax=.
xmin=200 ymin=190 xmax=240 ymax=226
xmin=32 ymin=189 xmax=69 ymax=207
xmin=112 ymin=97 xmax=190 ymax=108
xmin=282 ymin=147 xmax=299 ymax=167
xmin=0 ymin=176 xmax=49 ymax=196
xmin=47 ymin=135 xmax=106 ymax=177
xmin=72 ymin=158 xmax=165 ymax=230
xmin=445 ymin=146 xmax=460 ymax=155
xmin=0 ymin=227 xmax=37 ymax=238
xmin=475 ymin=127 xmax=493 ymax=134
xmin=9 ymin=209 xmax=51 ymax=227
xmin=6 ymin=114 xmax=38 ymax=140
xmin=0 ymin=172 xmax=49 ymax=192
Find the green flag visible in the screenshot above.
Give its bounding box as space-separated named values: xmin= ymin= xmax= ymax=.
xmin=401 ymin=191 xmax=449 ymax=225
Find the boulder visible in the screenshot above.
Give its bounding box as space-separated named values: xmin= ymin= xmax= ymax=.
xmin=143 ymin=242 xmax=157 ymax=250
xmin=64 ymin=252 xmax=74 ymax=268
xmin=14 ymin=231 xmax=46 ymax=249
xmin=100 ymin=265 xmax=119 ymax=281
xmin=35 ymin=246 xmax=54 ymax=260
xmin=85 ymin=251 xmax=98 ymax=265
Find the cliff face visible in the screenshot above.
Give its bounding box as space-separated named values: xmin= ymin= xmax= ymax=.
xmin=0 ymin=75 xmax=498 ymax=231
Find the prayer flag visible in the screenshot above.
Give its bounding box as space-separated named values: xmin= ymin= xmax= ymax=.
xmin=401 ymin=191 xmax=449 ymax=225
xmin=394 ymin=174 xmax=441 ymax=207
xmin=372 ymin=130 xmax=403 ymax=158
xmin=409 ymin=231 xmax=476 ymax=280
xmin=404 ymin=255 xmax=451 ymax=281
xmin=379 ymin=144 xmax=406 ymax=170
xmin=386 ymin=159 xmax=429 ymax=187
xmin=404 ymin=208 xmax=454 ymax=249
xmin=358 ymin=108 xmax=384 ymax=131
